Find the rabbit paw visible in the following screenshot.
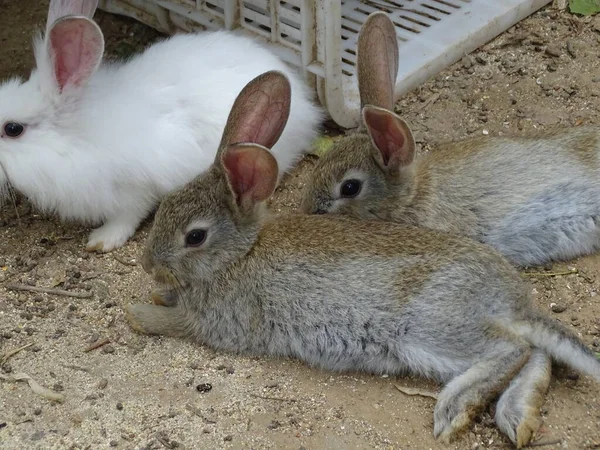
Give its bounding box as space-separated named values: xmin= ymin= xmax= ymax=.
xmin=151 ymin=288 xmax=178 ymax=307
xmin=86 ymin=218 xmax=138 ymax=252
xmin=124 ymin=304 xmax=187 ymax=337
xmin=433 ymin=399 xmax=472 ymax=445
xmin=124 ymin=304 xmax=151 ymax=334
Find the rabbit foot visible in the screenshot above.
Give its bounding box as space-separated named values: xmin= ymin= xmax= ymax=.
xmin=86 ymin=216 xmax=139 ymax=252
xmin=151 ymin=287 xmax=178 ymax=307
xmin=124 ymin=304 xmax=188 ymax=337
xmin=433 ymin=407 xmax=472 ymax=444
xmin=495 ymin=350 xmax=551 ymax=448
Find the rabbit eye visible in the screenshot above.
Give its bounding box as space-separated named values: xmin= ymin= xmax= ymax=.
xmin=3 ymin=122 xmax=25 ymax=138
xmin=185 ymin=229 xmax=207 ymax=247
xmin=340 ymin=179 xmax=362 ymax=198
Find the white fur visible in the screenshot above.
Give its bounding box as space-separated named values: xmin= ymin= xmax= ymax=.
xmin=0 ymin=28 xmax=322 ymax=251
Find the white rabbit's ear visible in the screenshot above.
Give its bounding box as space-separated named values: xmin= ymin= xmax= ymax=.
xmin=362 ymin=105 xmax=415 ymax=175
xmin=47 ymin=16 xmax=104 ymax=92
xmin=357 ymin=12 xmax=399 ymax=111
xmin=221 ymin=143 xmax=279 ymax=212
xmin=216 ymin=70 xmax=291 ymax=159
xmin=47 ymin=0 xmax=99 ymax=30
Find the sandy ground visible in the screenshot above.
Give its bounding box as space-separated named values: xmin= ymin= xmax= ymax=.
xmin=1 ymin=1 xmax=600 ymax=449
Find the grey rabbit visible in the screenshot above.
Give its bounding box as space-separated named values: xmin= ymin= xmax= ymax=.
xmin=300 ymin=11 xmax=600 ymax=268
xmin=124 ymin=70 xmax=600 ymax=448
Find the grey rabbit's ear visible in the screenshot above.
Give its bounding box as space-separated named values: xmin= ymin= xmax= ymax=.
xmin=220 ymin=143 xmax=279 ymax=214
xmin=216 ymin=70 xmax=292 ymax=160
xmin=47 ymin=0 xmax=99 ymax=30
xmin=357 ymin=12 xmax=399 ymax=111
xmin=46 ymin=17 xmax=104 ymax=92
xmin=362 ymin=106 xmax=415 ymax=175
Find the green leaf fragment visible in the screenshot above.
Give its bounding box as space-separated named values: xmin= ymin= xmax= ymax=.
xmin=569 ymin=0 xmax=600 ymax=16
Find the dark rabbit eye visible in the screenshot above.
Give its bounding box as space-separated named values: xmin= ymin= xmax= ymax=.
xmin=340 ymin=179 xmax=362 ymax=198
xmin=3 ymin=122 xmax=25 ymax=138
xmin=185 ymin=229 xmax=207 ymax=247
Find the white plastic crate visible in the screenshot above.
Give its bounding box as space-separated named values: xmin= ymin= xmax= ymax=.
xmin=97 ymin=0 xmax=552 ymax=128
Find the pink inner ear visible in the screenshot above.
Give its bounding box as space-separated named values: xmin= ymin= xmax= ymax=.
xmin=49 ymin=18 xmax=103 ymax=91
xmin=363 ymin=107 xmax=413 ymax=168
xmin=230 ymin=90 xmax=288 ymax=149
xmin=222 ymin=145 xmax=278 ymax=205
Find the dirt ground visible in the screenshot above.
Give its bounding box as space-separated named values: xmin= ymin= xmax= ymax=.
xmin=1 ymin=1 xmax=600 ymax=449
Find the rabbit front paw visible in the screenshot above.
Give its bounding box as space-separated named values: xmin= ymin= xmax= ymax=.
xmin=86 ymin=215 xmax=140 ymax=252
xmin=124 ymin=304 xmax=188 ymax=338
xmin=151 ymin=287 xmax=178 ymax=307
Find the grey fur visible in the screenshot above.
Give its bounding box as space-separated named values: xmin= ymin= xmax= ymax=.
xmin=300 ymin=13 xmax=600 ymax=267
xmin=125 ymin=68 xmax=600 ymax=448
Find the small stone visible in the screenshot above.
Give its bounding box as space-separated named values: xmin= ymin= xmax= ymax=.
xmin=20 ymin=312 xmax=33 ymax=320
xmin=2 ymin=332 xmax=13 ymax=339
xmin=223 ymin=435 xmax=233 ymax=442
xmin=116 ymin=402 xmax=124 ymax=410
xmin=53 ymin=383 xmax=64 ymax=392
xmin=33 ymin=295 xmax=43 ymax=303
xmin=33 ymin=407 xmax=42 ymax=416
xmin=475 ymin=55 xmax=487 ymax=65
xmin=225 ymin=367 xmax=235 ymax=375
xmin=196 ymin=383 xmax=213 ymax=393
xmin=268 ymin=420 xmax=282 ymax=430
xmin=102 ymin=345 xmax=115 ymax=354
xmin=551 ymin=304 xmax=567 ymax=313
xmin=189 ymin=362 xmax=201 ymax=370
xmin=110 ymin=440 xmax=118 ymax=447
xmin=461 ymin=55 xmax=474 ymax=69
xmin=98 ymin=378 xmax=108 ymax=390
xmin=68 ymin=304 xmax=77 ymax=311
xmin=545 ymin=45 xmax=561 ymax=58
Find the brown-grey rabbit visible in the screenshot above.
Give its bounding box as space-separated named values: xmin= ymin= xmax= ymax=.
xmin=124 ymin=70 xmax=600 ymax=448
xmin=300 ymin=11 xmax=600 ymax=268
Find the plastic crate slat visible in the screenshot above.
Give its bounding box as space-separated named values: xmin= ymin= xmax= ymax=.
xmin=99 ymin=0 xmax=553 ymax=128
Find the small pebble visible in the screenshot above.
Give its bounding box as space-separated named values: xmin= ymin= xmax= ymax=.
xmin=223 ymin=435 xmax=233 ymax=442
xmin=226 ymin=367 xmax=235 ymax=375
xmin=109 ymin=440 xmax=118 ymax=447
xmin=68 ymin=304 xmax=77 ymax=311
xmin=53 ymin=383 xmax=64 ymax=392
xmin=551 ymin=304 xmax=567 ymax=313
xmin=116 ymin=402 xmax=124 ymax=410
xmin=545 ymin=45 xmax=561 ymax=58
xmin=33 ymin=407 xmax=42 ymax=416
xmin=102 ymin=345 xmax=116 ymax=354
xmin=98 ymin=378 xmax=109 ymax=389
xmin=196 ymin=383 xmax=213 ymax=393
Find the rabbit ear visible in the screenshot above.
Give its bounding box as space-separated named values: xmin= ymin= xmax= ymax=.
xmin=47 ymin=0 xmax=98 ymax=30
xmin=357 ymin=12 xmax=399 ymax=111
xmin=217 ymin=71 xmax=291 ymax=159
xmin=221 ymin=144 xmax=279 ymax=212
xmin=362 ymin=106 xmax=415 ymax=174
xmin=47 ymin=16 xmax=104 ymax=92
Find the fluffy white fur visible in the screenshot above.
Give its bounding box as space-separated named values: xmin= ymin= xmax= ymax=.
xmin=0 ymin=10 xmax=322 ymax=251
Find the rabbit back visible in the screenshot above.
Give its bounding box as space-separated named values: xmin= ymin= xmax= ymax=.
xmin=416 ymin=126 xmax=600 ymax=265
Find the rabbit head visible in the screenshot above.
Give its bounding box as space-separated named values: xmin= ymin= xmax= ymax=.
xmin=300 ymin=12 xmax=417 ymax=220
xmin=0 ymin=0 xmax=102 ymax=197
xmin=142 ymin=70 xmax=290 ymax=287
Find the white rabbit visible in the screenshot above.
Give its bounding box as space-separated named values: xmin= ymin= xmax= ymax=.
xmin=0 ymin=0 xmax=322 ymax=252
